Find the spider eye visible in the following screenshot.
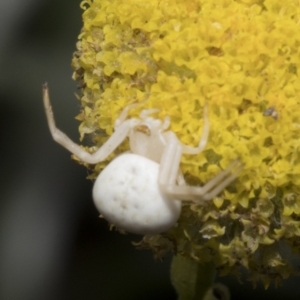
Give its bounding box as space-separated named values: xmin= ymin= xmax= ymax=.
xmin=134 ymin=124 xmax=151 ymax=135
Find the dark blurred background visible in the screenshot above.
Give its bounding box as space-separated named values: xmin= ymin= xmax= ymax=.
xmin=0 ymin=1 xmax=300 ymax=299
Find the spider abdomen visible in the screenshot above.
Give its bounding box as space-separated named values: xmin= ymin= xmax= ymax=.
xmin=93 ymin=153 xmax=182 ymax=235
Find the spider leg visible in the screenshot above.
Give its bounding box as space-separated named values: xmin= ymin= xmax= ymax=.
xmin=158 ymin=103 xmax=242 ymax=203
xmin=162 ymin=160 xmax=242 ymax=202
xmin=177 ymin=170 xmax=186 ymax=186
xmin=158 ymin=132 xmax=183 ymax=187
xmin=43 ymin=83 xmax=132 ymax=164
xmin=114 ymin=102 xmax=141 ymax=129
xmin=161 ymin=115 xmax=171 ymax=131
xmin=200 ymin=161 xmax=243 ymax=200
xmin=139 ymin=108 xmax=160 ymax=119
xmin=114 ymin=93 xmax=150 ymax=129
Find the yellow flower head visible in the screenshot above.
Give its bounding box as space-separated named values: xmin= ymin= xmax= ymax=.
xmin=72 ymin=0 xmax=300 ymax=287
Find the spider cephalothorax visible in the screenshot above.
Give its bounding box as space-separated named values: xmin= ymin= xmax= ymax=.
xmin=43 ymin=83 xmax=241 ymax=234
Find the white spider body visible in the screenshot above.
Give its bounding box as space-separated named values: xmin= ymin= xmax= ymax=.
xmin=94 ymin=114 xmax=183 ymax=234
xmin=129 ymin=115 xmax=167 ymax=162
xmin=43 ymin=84 xmax=242 ymax=235
xmin=93 ymin=153 xmax=181 ymax=234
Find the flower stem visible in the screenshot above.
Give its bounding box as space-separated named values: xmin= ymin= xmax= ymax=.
xmin=171 ymin=254 xmax=216 ymax=300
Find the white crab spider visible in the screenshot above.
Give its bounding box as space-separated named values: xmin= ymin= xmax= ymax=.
xmin=43 ymin=84 xmax=242 ymax=235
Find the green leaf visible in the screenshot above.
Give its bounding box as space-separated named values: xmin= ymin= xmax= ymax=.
xmin=171 ymin=255 xmax=216 ymax=300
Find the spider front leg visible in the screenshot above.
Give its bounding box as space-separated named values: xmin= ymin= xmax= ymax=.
xmin=43 ymin=83 xmax=134 ymax=164
xmin=114 ymin=93 xmax=150 ymax=129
